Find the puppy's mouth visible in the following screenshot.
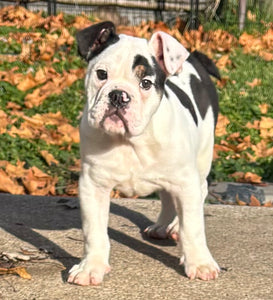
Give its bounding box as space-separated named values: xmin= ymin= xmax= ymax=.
xmin=99 ymin=107 xmax=129 ymax=133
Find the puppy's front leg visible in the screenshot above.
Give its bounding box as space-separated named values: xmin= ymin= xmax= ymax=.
xmin=176 ymin=172 xmax=220 ymax=281
xmin=68 ymin=163 xmax=111 ymax=286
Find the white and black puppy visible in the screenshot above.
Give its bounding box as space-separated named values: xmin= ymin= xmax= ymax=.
xmin=68 ymin=21 xmax=221 ymax=286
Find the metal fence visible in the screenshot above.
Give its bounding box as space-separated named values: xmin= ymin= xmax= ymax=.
xmin=0 ymin=0 xmax=225 ymax=26
xmin=0 ymin=0 xmax=271 ymax=29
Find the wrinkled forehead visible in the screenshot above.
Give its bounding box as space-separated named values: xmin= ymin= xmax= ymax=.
xmin=94 ymin=34 xmax=155 ymax=75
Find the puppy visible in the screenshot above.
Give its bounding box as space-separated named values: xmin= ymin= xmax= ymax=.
xmin=68 ymin=21 xmax=221 ymax=286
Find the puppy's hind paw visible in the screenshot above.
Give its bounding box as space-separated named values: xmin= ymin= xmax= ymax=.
xmin=144 ymin=224 xmax=179 ymax=241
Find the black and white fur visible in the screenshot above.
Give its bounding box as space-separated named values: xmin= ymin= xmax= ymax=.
xmin=68 ymin=22 xmax=221 ymax=286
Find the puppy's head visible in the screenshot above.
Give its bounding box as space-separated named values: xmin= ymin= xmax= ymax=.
xmin=77 ymin=22 xmax=189 ymax=136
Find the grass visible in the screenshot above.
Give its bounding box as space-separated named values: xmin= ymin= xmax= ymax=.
xmin=212 ymin=48 xmax=273 ymax=182
xmin=0 ymin=4 xmax=272 ymax=195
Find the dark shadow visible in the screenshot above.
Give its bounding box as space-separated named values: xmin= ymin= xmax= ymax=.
xmin=110 ymin=202 xmax=177 ymax=247
xmin=0 ymin=194 xmax=185 ymax=283
xmin=108 ymin=228 xmax=185 ymax=276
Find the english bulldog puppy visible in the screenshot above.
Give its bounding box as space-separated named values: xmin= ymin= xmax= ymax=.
xmin=68 ymin=21 xmax=221 ymax=286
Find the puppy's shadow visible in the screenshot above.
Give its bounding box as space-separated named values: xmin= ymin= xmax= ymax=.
xmin=0 ymin=195 xmax=185 ymax=282
xmin=110 ymin=202 xmax=177 ymax=246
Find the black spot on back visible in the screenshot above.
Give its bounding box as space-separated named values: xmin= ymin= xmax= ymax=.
xmin=166 ymin=80 xmax=198 ymax=126
xmin=187 ymin=51 xmax=219 ymax=126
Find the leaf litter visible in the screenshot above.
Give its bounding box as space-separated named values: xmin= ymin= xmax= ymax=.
xmin=0 ymin=247 xmax=51 ymax=280
xmin=0 ymin=5 xmax=272 ymax=200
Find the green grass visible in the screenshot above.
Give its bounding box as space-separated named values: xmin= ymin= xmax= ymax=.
xmin=211 ymin=48 xmax=273 ymax=182
xmin=0 ymin=6 xmax=272 ymax=196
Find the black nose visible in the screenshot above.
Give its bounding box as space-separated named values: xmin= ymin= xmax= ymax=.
xmin=108 ymin=90 xmax=131 ymax=109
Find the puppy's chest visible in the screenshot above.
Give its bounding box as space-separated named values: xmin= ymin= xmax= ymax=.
xmin=99 ymin=145 xmax=166 ymax=197
xmin=114 ymin=168 xmax=162 ymax=198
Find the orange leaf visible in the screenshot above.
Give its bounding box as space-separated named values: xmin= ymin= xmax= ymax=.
xmin=0 ymin=110 xmax=9 ymax=134
xmin=247 ymin=10 xmax=256 ymax=22
xmin=259 ymin=117 xmax=273 ymax=140
xmin=259 ymin=51 xmax=273 ymax=61
xmin=236 ymin=194 xmax=246 ymax=206
xmin=216 ymin=77 xmax=229 ymax=88
xmin=0 ymin=169 xmax=25 ymax=194
xmin=40 ymin=150 xmax=59 ymax=166
xmin=0 ymin=267 xmax=31 ymax=279
xmin=5 ymin=160 xmax=28 ymax=178
xmin=14 ymin=267 xmax=32 ymax=279
xmin=65 ymin=183 xmax=78 ymax=196
xmin=16 ymin=73 xmax=37 ymax=91
xmin=259 ymin=103 xmax=269 ymax=114
xmin=246 ymin=120 xmax=260 ymax=130
xmin=249 ymin=194 xmax=261 ymax=206
xmin=216 ymin=55 xmax=231 ymax=70
xmin=244 ymin=172 xmax=262 ymax=184
xmin=252 ymin=140 xmax=273 ymax=159
xmin=230 ymin=171 xmax=262 ymax=184
xmin=22 ymin=167 xmax=57 ymax=195
xmin=246 ymin=78 xmax=261 ymax=88
xmin=215 ymin=114 xmax=230 ymax=137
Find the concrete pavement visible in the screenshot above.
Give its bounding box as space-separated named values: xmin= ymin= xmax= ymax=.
xmin=0 ymin=193 xmax=272 ymax=300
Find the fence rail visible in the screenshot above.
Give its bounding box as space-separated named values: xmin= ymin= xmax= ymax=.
xmin=1 ymin=0 xmax=270 ymax=29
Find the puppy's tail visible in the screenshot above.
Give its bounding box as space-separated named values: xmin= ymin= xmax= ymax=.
xmin=191 ymin=51 xmax=221 ymax=80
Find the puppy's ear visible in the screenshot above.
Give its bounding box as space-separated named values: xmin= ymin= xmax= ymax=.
xmin=76 ymin=21 xmax=119 ymax=61
xmin=149 ymin=31 xmax=189 ymax=75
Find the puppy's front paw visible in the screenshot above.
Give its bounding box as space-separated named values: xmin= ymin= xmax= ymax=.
xmin=67 ymin=259 xmax=111 ymax=286
xmin=183 ymin=258 xmax=220 ymax=281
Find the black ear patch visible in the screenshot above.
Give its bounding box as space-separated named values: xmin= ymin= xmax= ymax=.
xmin=76 ymin=21 xmax=120 ymax=61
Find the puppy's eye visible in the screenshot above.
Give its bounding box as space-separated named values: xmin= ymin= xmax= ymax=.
xmin=140 ymin=79 xmax=153 ymax=90
xmin=96 ymin=69 xmax=108 ymax=80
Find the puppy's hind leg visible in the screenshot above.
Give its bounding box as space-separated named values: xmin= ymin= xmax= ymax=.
xmin=144 ymin=190 xmax=179 ymax=241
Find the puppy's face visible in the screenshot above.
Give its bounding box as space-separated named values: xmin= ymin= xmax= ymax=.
xmin=77 ymin=22 xmax=189 ymax=136
xmin=85 ymin=35 xmax=166 ymax=136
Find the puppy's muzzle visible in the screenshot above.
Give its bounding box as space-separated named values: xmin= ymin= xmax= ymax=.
xmin=108 ymin=90 xmax=131 ymax=109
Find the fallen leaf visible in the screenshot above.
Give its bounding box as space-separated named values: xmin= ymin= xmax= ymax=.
xmin=236 ymin=194 xmax=247 ymax=206
xmin=244 ymin=172 xmax=262 ymax=184
xmin=0 ymin=266 xmax=31 ymax=280
xmin=249 ymin=194 xmax=261 ymax=206
xmin=259 ymin=103 xmax=269 ymax=114
xmin=259 ymin=51 xmax=273 ymax=61
xmin=251 ymin=140 xmax=273 ymax=159
xmin=216 ymin=77 xmax=229 ymax=88
xmin=263 ymin=201 xmax=273 ymax=207
xmin=215 ymin=114 xmax=230 ymax=137
xmin=259 ymin=117 xmax=273 ymax=140
xmin=0 ymin=169 xmax=25 ymax=194
xmin=22 ymin=167 xmax=57 ymax=195
xmin=216 ymin=54 xmax=231 ymax=70
xmin=230 ymin=171 xmax=262 ymax=184
xmin=246 ymin=120 xmax=260 ymax=130
xmin=0 ymin=110 xmax=9 ymax=134
xmin=247 ymin=10 xmax=256 ymax=22
xmin=246 ymin=78 xmax=261 ymax=88
xmin=6 ymin=102 xmax=22 ymax=111
xmin=40 ymin=150 xmax=59 ymax=166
